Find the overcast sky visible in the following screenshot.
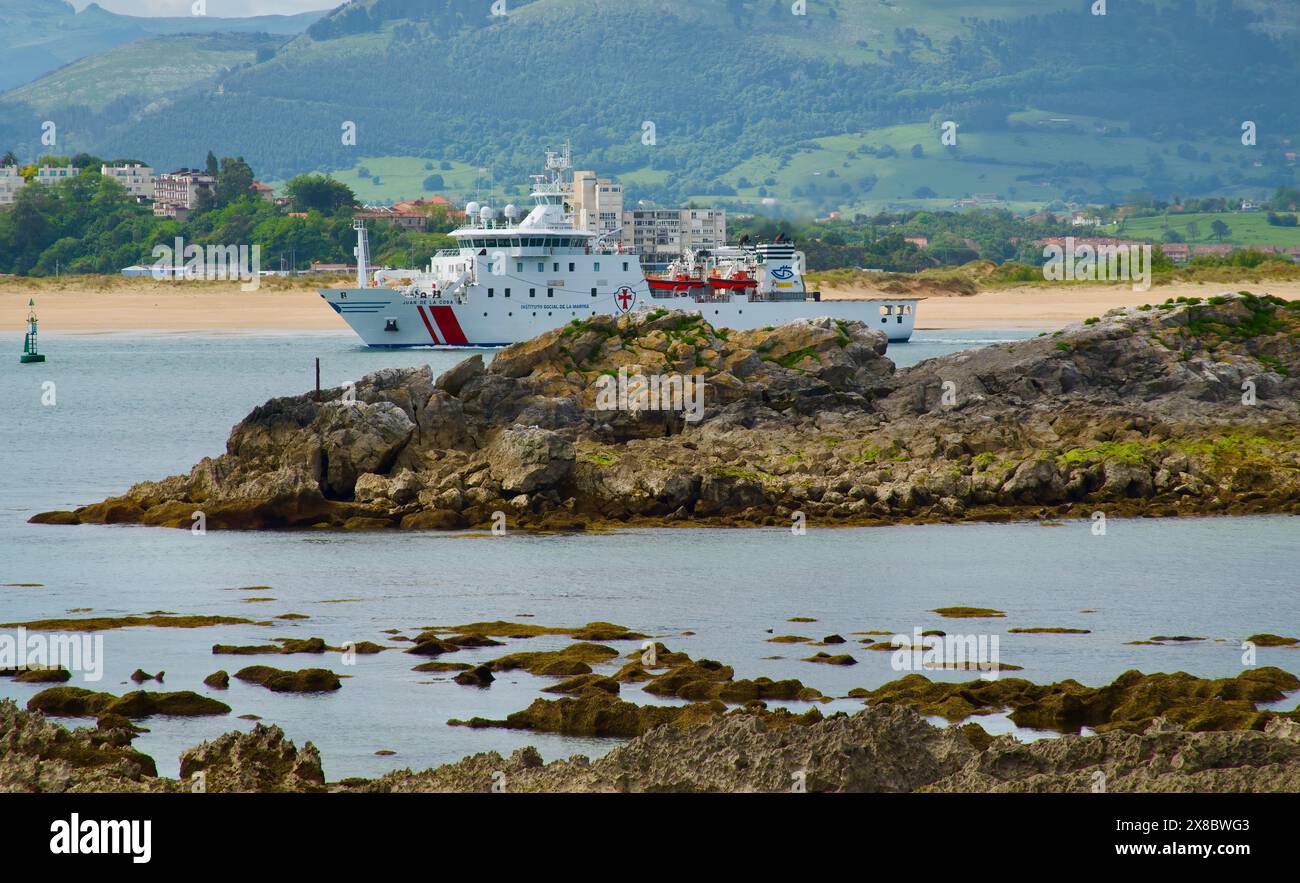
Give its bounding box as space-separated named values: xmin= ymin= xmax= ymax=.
xmin=74 ymin=0 xmax=335 ymax=16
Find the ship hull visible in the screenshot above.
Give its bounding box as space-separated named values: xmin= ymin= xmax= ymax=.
xmin=320 ymin=289 xmax=919 ymax=346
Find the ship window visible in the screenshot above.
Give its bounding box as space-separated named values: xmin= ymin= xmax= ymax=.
xmin=568 ymin=262 xmax=575 ymax=272
xmin=553 ymin=263 xmax=559 ymax=272
xmin=487 ymin=288 xmax=494 ymax=297
xmin=537 ymin=262 xmax=544 ymax=272
xmin=516 ymin=262 xmax=523 ymax=273
xmin=591 ymin=288 xmax=597 ymax=297
xmin=529 ymin=288 xmax=536 ymax=298
xmin=504 ymin=288 xmax=511 ymax=298
xmin=623 ymin=262 xmax=629 ymax=271
xmin=880 ymin=305 xmax=892 ymax=315
xmin=898 ymin=315 xmax=903 ymax=323
xmin=547 ymin=288 xmax=554 ymax=298
xmin=594 ymin=262 xmax=601 ymax=271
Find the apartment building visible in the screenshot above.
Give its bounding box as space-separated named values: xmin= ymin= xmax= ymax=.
xmin=35 ymin=165 xmax=80 ymax=185
xmin=153 ymin=168 xmax=216 ymax=220
xmin=0 ymin=166 xmax=26 ymax=206
xmin=622 ymin=207 xmax=727 ymax=265
xmin=570 ymin=171 xmax=624 ymax=241
xmin=101 ymin=163 xmax=154 ymax=199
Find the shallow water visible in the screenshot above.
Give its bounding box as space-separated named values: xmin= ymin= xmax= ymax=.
xmin=2 ymin=330 xmax=1296 ymax=780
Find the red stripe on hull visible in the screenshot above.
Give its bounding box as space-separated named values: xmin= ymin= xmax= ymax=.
xmin=415 ymin=305 xmax=441 ymax=343
xmin=430 ymin=305 xmax=469 ymax=345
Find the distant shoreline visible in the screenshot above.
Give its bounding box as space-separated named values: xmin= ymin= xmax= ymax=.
xmin=3 ymin=277 xmax=1299 ymax=335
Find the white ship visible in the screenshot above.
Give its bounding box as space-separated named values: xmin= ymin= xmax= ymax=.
xmin=320 ymin=147 xmax=919 ymax=347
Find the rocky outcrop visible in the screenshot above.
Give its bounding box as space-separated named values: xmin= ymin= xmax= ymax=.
xmin=31 ymin=294 xmax=1300 ymax=530
xmin=0 ymin=700 xmax=159 ymax=792
xmin=178 ymin=723 xmax=325 ymax=793
xmin=924 ymin=717 xmax=1300 ymax=793
xmin=6 ymin=697 xmax=1300 ymax=793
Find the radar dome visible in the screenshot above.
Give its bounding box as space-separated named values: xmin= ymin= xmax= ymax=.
xmin=465 ymin=201 xmax=481 ymax=218
xmin=503 ymin=204 xmax=519 ymax=220
xmin=479 ymin=206 xmax=495 ymax=223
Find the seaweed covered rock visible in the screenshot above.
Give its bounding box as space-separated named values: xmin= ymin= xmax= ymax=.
xmin=639 ymin=654 xmax=825 ymax=703
xmin=450 ymin=690 xmax=724 ymax=738
xmin=484 ymin=642 xmax=621 ymax=676
xmin=857 ymin=667 xmax=1300 ymax=733
xmin=234 ymin=666 xmax=342 ymax=693
xmin=26 ymin=688 xmax=230 ymax=719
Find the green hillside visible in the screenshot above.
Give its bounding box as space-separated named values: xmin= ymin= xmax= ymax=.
xmin=1 ymin=0 xmax=1297 ymax=214
xmin=3 ymin=33 xmax=284 ymax=115
xmin=0 ymin=0 xmax=325 ymax=92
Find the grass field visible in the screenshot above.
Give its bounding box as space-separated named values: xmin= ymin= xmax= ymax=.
xmin=1103 ymin=212 xmax=1300 ymax=248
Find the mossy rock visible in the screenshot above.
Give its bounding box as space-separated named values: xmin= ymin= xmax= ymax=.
xmin=858 ymin=667 xmax=1300 ymax=733
xmin=203 ymin=670 xmax=230 ymax=690
xmin=276 ymin=637 xmax=328 ymax=654
xmin=453 ymin=665 xmax=495 ymax=688
xmin=802 ymin=652 xmax=857 ymax=666
xmin=542 ymin=674 xmax=621 ymax=695
xmin=27 ymin=687 xmax=230 ymax=718
xmin=1247 ymin=633 xmax=1299 ymax=647
xmin=486 ymin=642 xmax=620 ymax=676
xmin=13 ymin=667 xmax=72 ymax=683
xmin=931 ymin=607 xmax=1006 ymax=619
xmin=234 ymin=666 xmax=341 ymax=693
xmin=212 ymin=643 xmax=281 ymax=655
xmin=767 ymin=635 xmax=811 ymax=644
xmin=1007 ymin=627 xmax=1091 ymax=634
xmin=452 ymin=691 xmax=725 ymax=738
xmin=410 ymin=661 xmax=473 ymax=673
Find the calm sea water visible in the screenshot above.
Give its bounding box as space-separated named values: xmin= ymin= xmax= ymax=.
xmin=2 ymin=330 xmax=1296 ymax=780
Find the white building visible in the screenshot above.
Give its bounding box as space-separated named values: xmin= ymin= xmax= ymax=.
xmin=101 ymin=163 xmax=154 ymax=199
xmin=570 ymin=171 xmax=624 ymax=241
xmin=35 ymin=165 xmax=79 ymax=185
xmin=622 ymin=207 xmax=727 ymax=265
xmin=0 ymin=166 xmax=26 ymax=206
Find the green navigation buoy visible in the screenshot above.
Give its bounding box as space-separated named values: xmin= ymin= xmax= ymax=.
xmin=21 ymin=298 xmax=45 ymax=363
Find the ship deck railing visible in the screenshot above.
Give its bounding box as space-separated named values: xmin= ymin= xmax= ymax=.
xmin=431 ymin=246 xmax=641 ymax=259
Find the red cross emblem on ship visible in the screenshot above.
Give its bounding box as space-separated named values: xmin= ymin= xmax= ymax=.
xmin=614 ymin=286 xmax=637 ymax=313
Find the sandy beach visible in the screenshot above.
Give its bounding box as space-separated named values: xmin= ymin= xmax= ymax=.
xmin=822 ymin=279 xmax=1300 ymax=330
xmin=3 ymin=276 xmax=1299 ymax=335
